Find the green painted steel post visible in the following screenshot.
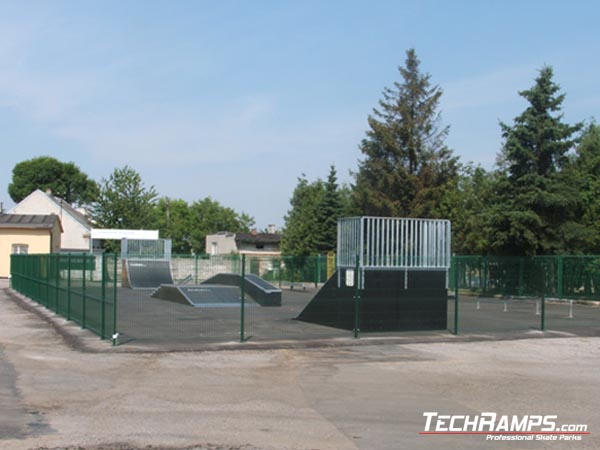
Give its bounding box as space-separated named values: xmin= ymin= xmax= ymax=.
xmin=557 ymin=255 xmax=563 ymax=299
xmin=112 ymin=253 xmax=118 ymax=346
xmin=518 ymin=257 xmax=524 ymax=296
xmin=82 ymin=254 xmax=87 ymax=329
xmin=278 ymin=258 xmax=282 ymax=288
xmin=483 ymin=256 xmax=488 ymax=295
xmin=454 ymin=258 xmax=459 ymax=335
xmin=353 ymin=254 xmax=360 ymax=339
xmin=541 ymin=269 xmax=546 ymax=331
xmin=290 ymin=258 xmax=295 ymax=290
xmin=315 ymin=255 xmax=319 ymax=288
xmin=67 ymin=254 xmax=72 ymax=321
xmin=101 ymin=253 xmax=106 ymax=339
xmin=54 ymin=254 xmax=59 ymax=312
xmin=240 ymin=254 xmax=246 ymax=343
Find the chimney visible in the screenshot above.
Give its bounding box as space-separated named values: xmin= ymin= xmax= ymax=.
xmin=45 ymin=188 xmax=52 ymax=195
xmin=267 ymin=224 xmax=276 ymax=234
xmin=251 ymin=228 xmax=258 ymax=236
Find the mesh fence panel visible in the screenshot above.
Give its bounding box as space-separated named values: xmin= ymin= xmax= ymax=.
xmin=10 ymin=253 xmax=117 ymax=340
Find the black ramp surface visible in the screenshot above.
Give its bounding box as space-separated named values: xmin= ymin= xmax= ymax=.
xmin=297 ymin=269 xmax=448 ymax=331
xmin=202 ymin=273 xmax=282 ymax=306
xmin=245 ymin=274 xmax=280 ymax=292
xmin=180 ymin=285 xmax=242 ymax=306
xmin=127 ymin=259 xmax=174 ymax=289
xmin=152 ymin=284 xmax=252 ymax=307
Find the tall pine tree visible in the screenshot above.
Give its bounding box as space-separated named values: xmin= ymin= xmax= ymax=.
xmin=315 ymin=165 xmax=343 ymax=253
xmin=490 ymin=66 xmax=582 ymax=255
xmin=353 ymin=48 xmax=458 ymax=218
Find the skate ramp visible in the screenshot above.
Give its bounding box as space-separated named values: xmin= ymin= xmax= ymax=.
xmin=124 ymin=259 xmax=174 ymax=289
xmin=201 ymin=273 xmax=281 ymax=306
xmin=152 ymin=284 xmax=252 ymax=307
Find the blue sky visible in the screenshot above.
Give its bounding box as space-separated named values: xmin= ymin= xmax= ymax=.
xmin=1 ymin=1 xmax=599 ymax=228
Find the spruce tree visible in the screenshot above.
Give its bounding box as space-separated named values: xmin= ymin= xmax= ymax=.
xmin=281 ymin=176 xmax=324 ymax=256
xmin=315 ymin=165 xmax=343 ymax=253
xmin=353 ymin=48 xmax=458 ymax=218
xmin=491 ymin=66 xmax=582 ymax=255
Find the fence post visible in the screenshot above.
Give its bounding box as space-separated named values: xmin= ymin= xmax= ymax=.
xmin=557 ymin=255 xmax=563 ymax=299
xmin=194 ymin=254 xmax=199 ymax=284
xmin=482 ymin=256 xmax=488 ymax=295
xmin=67 ymin=254 xmax=72 ymax=320
xmin=240 ymin=254 xmax=246 ymax=343
xmin=278 ymin=258 xmax=283 ymax=288
xmin=518 ymin=258 xmax=524 ymax=296
xmin=541 ymin=268 xmax=546 ymax=331
xmin=82 ymin=254 xmax=87 ymax=329
xmin=315 ymin=255 xmax=320 ymax=288
xmin=101 ymin=253 xmax=106 ymax=340
xmin=290 ymin=258 xmax=295 ymax=290
xmin=353 ymin=254 xmax=360 ymax=339
xmin=454 ymin=258 xmax=459 ymax=335
xmin=54 ymin=254 xmax=59 ymax=312
xmin=112 ymin=253 xmax=118 ymax=346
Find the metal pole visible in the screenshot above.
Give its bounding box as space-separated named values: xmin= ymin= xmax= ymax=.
xmin=82 ymin=254 xmax=87 ymax=329
xmin=194 ymin=254 xmax=199 ymax=284
xmin=454 ymin=258 xmax=459 ymax=335
xmin=569 ymin=300 xmax=574 ymax=319
xmin=67 ymin=254 xmax=72 ymax=321
xmin=354 ymin=254 xmax=360 ymax=339
xmin=557 ymin=255 xmax=563 ymax=299
xmin=315 ymin=255 xmax=321 ymax=287
xmin=240 ymin=254 xmax=246 ymax=343
xmin=541 ymin=270 xmax=546 ymax=331
xmin=112 ymin=253 xmax=118 ymax=346
xmin=101 ymin=253 xmax=106 ymax=340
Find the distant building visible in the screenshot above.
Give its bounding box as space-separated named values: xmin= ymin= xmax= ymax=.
xmin=205 ymin=227 xmax=281 ymax=257
xmin=0 ymin=213 xmax=62 ymax=277
xmin=9 ymin=189 xmax=91 ymax=252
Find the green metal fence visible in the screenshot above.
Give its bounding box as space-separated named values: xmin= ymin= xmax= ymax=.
xmin=450 ymin=255 xmax=600 ymax=300
xmin=10 ymin=253 xmax=118 ymax=342
xmin=8 ymin=253 xmax=600 ymax=349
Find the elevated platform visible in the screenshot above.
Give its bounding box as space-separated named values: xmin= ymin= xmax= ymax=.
xmin=296 ymin=269 xmax=447 ymax=332
xmin=202 ymin=273 xmax=282 ymax=306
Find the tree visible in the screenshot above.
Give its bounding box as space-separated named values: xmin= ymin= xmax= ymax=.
xmin=441 ymin=165 xmax=497 ymax=254
xmin=153 ymin=197 xmax=192 ymax=253
xmin=88 ymin=166 xmax=158 ymax=232
xmin=281 ymin=175 xmax=325 ymax=256
xmin=568 ymin=123 xmax=600 ymax=252
xmin=188 ymin=198 xmax=254 ymax=253
xmin=9 ymin=156 xmax=98 ymax=205
xmin=353 ymin=48 xmax=458 ymax=218
xmin=490 ymin=66 xmax=583 ymax=255
xmin=314 ymin=165 xmax=343 ymax=253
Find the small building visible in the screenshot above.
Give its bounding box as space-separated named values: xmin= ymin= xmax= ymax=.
xmin=0 ymin=214 xmax=62 ymax=277
xmin=205 ymin=229 xmax=281 ymax=257
xmin=9 ymin=189 xmax=91 ymax=252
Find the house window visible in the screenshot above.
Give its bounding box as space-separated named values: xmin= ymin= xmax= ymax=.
xmin=12 ymin=244 xmax=29 ymax=254
xmin=211 ymin=242 xmax=218 ymax=255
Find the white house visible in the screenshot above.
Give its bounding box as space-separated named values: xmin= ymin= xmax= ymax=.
xmin=9 ymin=189 xmax=91 ymax=252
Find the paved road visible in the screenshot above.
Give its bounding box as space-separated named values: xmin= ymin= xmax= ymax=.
xmin=1 ymin=283 xmax=599 ymax=450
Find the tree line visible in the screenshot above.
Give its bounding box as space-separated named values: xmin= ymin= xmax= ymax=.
xmin=7 ymin=160 xmax=253 ymax=254
xmin=8 ymin=49 xmax=599 ymax=257
xmin=282 ymin=49 xmax=600 ymax=257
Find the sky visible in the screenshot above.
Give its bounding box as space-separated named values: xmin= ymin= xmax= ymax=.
xmin=1 ymin=1 xmax=599 ymax=229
